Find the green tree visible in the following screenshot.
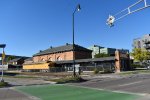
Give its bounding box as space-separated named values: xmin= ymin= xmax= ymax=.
xmin=94 ymin=53 xmax=110 ymax=58
xmin=6 ymin=56 xmax=16 ymax=62
xmin=131 ymin=48 xmax=150 ymax=62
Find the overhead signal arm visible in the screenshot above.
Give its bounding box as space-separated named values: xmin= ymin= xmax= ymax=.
xmin=106 ymin=0 xmax=150 ymax=27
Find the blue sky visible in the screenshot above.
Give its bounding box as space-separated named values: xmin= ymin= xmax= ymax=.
xmin=0 ymin=0 xmax=150 ymax=57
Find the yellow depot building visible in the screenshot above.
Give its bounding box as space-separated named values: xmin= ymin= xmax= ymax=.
xmin=23 ymin=63 xmax=49 ymax=70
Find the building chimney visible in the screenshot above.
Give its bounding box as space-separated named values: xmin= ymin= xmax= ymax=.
xmin=50 ymin=46 xmax=53 ymax=49
xmin=66 ymin=43 xmax=69 ymax=45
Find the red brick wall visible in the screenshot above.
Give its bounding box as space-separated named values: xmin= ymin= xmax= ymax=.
xmin=33 ymin=51 xmax=91 ymax=62
xmin=115 ymin=50 xmax=121 ymax=73
xmin=115 ymin=50 xmax=130 ymax=73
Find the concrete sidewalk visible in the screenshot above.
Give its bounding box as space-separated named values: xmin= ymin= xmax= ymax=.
xmin=4 ymin=77 xmax=53 ymax=86
xmin=0 ymin=88 xmax=39 ymax=100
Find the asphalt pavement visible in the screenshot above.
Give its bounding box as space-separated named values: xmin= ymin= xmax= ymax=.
xmin=1 ymin=73 xmax=150 ymax=100
xmin=0 ymin=88 xmax=39 ymax=100
xmin=72 ymin=74 xmax=150 ymax=94
xmin=0 ymin=77 xmax=52 ymax=100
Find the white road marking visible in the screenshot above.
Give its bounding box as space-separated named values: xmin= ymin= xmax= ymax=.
xmin=118 ymin=81 xmax=143 ymax=87
xmin=67 ymin=84 xmax=147 ymax=96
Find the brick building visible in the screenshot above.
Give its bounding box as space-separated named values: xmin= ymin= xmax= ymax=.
xmin=23 ymin=44 xmax=130 ymax=73
xmin=33 ymin=43 xmax=92 ymax=62
xmin=23 ymin=44 xmax=92 ymax=71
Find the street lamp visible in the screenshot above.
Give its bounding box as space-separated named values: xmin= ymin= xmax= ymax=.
xmin=72 ymin=4 xmax=81 ymax=77
xmin=0 ymin=44 xmax=6 ymax=82
xmin=0 ymin=44 xmax=6 ymax=48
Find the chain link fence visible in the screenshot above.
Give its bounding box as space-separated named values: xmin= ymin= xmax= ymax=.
xmin=48 ymin=63 xmax=115 ymax=73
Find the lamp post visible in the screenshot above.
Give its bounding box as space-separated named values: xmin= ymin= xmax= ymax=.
xmin=72 ymin=4 xmax=81 ymax=77
xmin=0 ymin=44 xmax=6 ymax=82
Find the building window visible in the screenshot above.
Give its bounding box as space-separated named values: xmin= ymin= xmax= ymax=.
xmin=48 ymin=57 xmax=52 ymax=61
xmin=57 ymin=56 xmax=62 ymax=61
xmin=41 ymin=58 xmax=45 ymax=61
xmin=138 ymin=41 xmax=141 ymax=48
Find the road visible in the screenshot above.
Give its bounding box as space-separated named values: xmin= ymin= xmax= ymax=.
xmin=0 ymin=88 xmax=39 ymax=100
xmin=1 ymin=73 xmax=150 ymax=100
xmin=72 ymin=74 xmax=150 ymax=94
xmin=0 ymin=77 xmax=51 ymax=100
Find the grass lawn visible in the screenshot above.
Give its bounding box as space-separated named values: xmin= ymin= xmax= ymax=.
xmin=16 ymin=85 xmax=139 ymax=100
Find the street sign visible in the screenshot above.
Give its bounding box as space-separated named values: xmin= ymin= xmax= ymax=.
xmin=0 ymin=65 xmax=8 ymax=70
xmin=75 ymin=64 xmax=80 ymax=72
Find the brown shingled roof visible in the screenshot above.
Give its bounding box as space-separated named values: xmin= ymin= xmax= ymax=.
xmin=33 ymin=44 xmax=92 ymax=56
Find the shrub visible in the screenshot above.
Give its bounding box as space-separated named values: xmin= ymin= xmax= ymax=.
xmin=103 ymin=69 xmax=113 ymax=73
xmin=99 ymin=68 xmax=114 ymax=74
xmin=0 ymin=82 xmax=9 ymax=88
xmin=131 ymin=64 xmax=144 ymax=69
xmin=93 ymin=68 xmax=99 ymax=74
xmin=51 ymin=76 xmax=87 ymax=84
